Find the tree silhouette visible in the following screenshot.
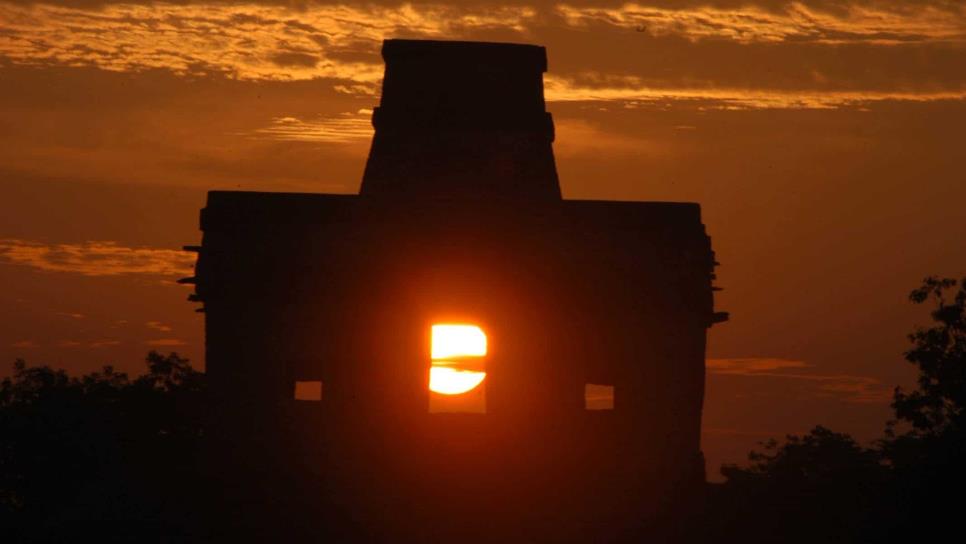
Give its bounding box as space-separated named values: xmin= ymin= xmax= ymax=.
xmin=874 ymin=276 xmax=966 ymax=541
xmin=709 ymin=426 xmax=885 ymax=543
xmin=721 ymin=425 xmax=882 ymax=485
xmin=891 ymin=276 xmax=966 ymax=435
xmin=0 ymin=351 xmax=206 ymax=540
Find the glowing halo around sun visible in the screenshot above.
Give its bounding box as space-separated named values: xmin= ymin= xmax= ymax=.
xmin=429 ymin=324 xmax=487 ymax=395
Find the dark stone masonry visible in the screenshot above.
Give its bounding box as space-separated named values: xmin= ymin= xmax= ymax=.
xmin=187 ymin=39 xmax=727 ymax=541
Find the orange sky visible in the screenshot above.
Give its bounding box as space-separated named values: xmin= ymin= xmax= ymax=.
xmin=1 ymin=0 xmax=964 ymax=478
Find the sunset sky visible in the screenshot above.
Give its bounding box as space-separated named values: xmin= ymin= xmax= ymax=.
xmin=1 ymin=0 xmax=964 ymax=476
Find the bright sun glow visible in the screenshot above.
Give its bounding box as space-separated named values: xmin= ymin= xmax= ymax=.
xmin=430 ymin=324 xmax=487 ymax=395
xmin=431 ymin=324 xmax=487 ymax=359
xmin=429 ymin=366 xmax=486 ymax=395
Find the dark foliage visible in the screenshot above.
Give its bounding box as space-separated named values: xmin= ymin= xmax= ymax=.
xmin=705 ymin=427 xmax=887 ymax=543
xmin=892 ymin=276 xmax=966 ymax=434
xmin=0 ymin=351 xmax=206 ymax=541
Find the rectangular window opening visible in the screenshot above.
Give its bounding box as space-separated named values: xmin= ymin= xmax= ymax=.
xmin=585 ymin=383 xmax=614 ymax=411
xmin=428 ymin=323 xmax=487 ymax=414
xmin=294 ymin=380 xmax=323 ymax=401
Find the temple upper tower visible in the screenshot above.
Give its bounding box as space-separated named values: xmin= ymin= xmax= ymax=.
xmin=360 ymin=39 xmax=561 ymax=201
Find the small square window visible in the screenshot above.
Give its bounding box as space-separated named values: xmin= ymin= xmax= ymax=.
xmin=294 ymin=381 xmax=322 ymax=401
xmin=585 ymin=384 xmax=614 ymax=410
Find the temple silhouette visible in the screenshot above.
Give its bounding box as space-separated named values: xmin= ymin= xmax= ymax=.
xmin=185 ymin=39 xmax=727 ymax=541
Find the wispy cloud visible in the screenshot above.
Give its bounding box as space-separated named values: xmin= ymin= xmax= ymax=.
xmin=553 ymin=117 xmax=672 ymax=157
xmin=545 ymin=76 xmax=966 ymax=109
xmin=89 ymin=339 xmax=122 ymax=348
xmin=146 ymin=338 xmax=187 ymax=347
xmin=556 ymin=2 xmax=966 ymax=45
xmin=708 ymin=358 xmax=809 ymax=374
xmin=708 ymin=358 xmax=891 ymax=403
xmin=250 ymin=110 xmax=374 ymax=143
xmin=145 ymin=321 xmax=172 ymax=333
xmin=0 ymin=2 xmax=962 ymax=110
xmin=0 ymin=239 xmax=195 ymax=277
xmin=0 ymin=3 xmax=536 ymax=81
xmin=703 ymin=427 xmax=789 ymax=437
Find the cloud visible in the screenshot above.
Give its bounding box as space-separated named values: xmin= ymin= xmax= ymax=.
xmin=145 ymin=338 xmax=187 ymax=346
xmin=814 ymin=377 xmax=891 ymax=404
xmin=89 ymin=339 xmax=121 ymax=348
xmin=555 ymin=2 xmax=966 ymax=45
xmin=11 ymin=340 xmax=38 ymax=348
xmin=545 ymin=75 xmax=966 ymax=108
xmin=0 ymin=2 xmax=536 ymax=81
xmin=707 ymin=358 xmax=891 ymax=403
xmin=553 ymin=117 xmax=672 ymax=157
xmin=270 ymin=51 xmax=320 ymax=68
xmin=0 ymin=239 xmax=196 ymax=277
xmin=250 ymin=110 xmax=374 ymax=143
xmin=146 ymin=321 xmax=172 ymax=332
xmin=703 ymin=427 xmax=787 ymax=437
xmin=708 ymin=358 xmax=809 ymax=374
xmin=0 ymin=2 xmax=962 ymax=111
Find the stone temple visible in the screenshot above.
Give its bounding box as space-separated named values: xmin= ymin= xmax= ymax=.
xmin=185 ymin=39 xmax=727 ymax=542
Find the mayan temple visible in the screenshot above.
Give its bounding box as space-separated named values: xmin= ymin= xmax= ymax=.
xmin=186 ymin=39 xmax=727 ymax=542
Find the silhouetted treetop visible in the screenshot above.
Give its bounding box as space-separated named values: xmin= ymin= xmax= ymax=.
xmin=137 ymin=350 xmax=203 ymax=392
xmin=893 ymin=276 xmax=966 ymax=435
xmin=0 ymin=351 xmax=205 ymax=533
xmin=720 ymin=425 xmax=882 ymax=485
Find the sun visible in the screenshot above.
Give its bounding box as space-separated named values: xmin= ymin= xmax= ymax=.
xmin=429 ymin=366 xmax=486 ymax=395
xmin=429 ymin=324 xmax=486 ymax=395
